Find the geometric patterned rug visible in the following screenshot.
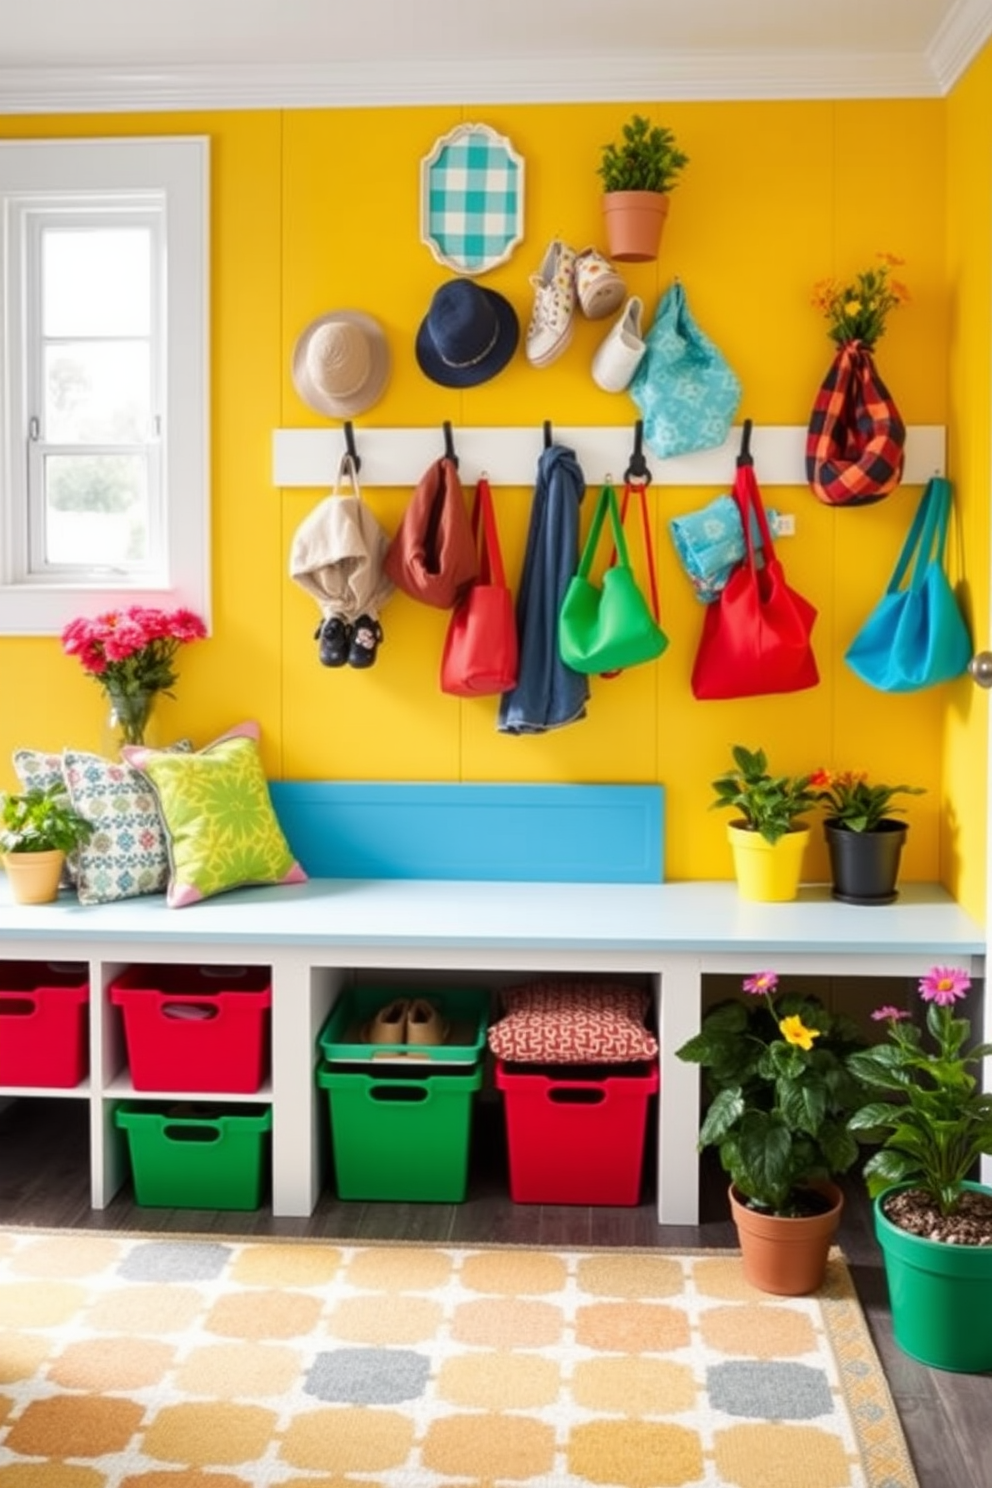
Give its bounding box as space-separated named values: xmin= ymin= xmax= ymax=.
xmin=0 ymin=1229 xmax=918 ymax=1488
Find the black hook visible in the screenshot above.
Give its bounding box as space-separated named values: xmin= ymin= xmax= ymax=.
xmin=543 ymin=419 xmax=553 ymax=450
xmin=342 ymin=420 xmax=361 ymax=474
xmin=624 ymin=419 xmax=652 ymax=486
xmin=442 ymin=420 xmax=459 ymax=469
xmin=737 ymin=418 xmax=753 ymax=467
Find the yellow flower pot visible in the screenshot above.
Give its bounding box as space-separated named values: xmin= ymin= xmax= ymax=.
xmin=2 ymin=849 xmax=66 ymax=905
xmin=727 ymin=823 xmax=809 ymax=903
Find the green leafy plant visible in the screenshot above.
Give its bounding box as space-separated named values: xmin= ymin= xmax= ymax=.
xmin=810 ymin=768 xmax=925 ymax=833
xmin=711 ymin=745 xmax=818 ymax=845
xmin=811 ymin=253 xmax=910 ymax=350
xmin=597 ymin=114 xmax=689 ymax=195
xmin=0 ymin=785 xmax=94 ymax=856
xmin=676 ymin=971 xmax=867 ymax=1216
xmin=847 ymin=968 xmax=992 ymax=1218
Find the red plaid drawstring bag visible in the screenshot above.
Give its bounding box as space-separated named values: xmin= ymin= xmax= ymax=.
xmin=805 ymin=340 xmax=905 ymax=506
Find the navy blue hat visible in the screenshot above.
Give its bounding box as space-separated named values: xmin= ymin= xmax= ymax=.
xmin=416 ymin=278 xmax=519 ymax=388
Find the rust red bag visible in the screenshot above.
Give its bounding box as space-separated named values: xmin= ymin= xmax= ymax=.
xmin=806 ymin=341 xmax=905 ymax=507
xmin=691 ymin=455 xmax=819 ymax=699
xmin=385 ymin=456 xmax=478 ymax=608
xmin=440 ymin=477 xmax=518 ymax=696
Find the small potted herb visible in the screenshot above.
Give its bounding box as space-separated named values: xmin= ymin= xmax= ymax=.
xmin=597 ymin=113 xmax=689 ymax=263
xmin=711 ymin=745 xmax=818 ymax=901
xmin=0 ymin=785 xmax=93 ymax=905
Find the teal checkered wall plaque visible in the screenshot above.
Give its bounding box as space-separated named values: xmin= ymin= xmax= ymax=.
xmin=420 ymin=123 xmax=525 ymax=275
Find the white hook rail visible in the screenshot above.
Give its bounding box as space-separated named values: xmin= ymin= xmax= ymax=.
xmin=273 ymin=424 xmax=946 ymax=490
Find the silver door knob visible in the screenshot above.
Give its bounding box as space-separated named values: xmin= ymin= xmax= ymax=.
xmin=968 ymin=651 xmax=992 ymax=688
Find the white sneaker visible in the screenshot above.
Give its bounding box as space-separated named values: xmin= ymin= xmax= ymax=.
xmin=526 ymin=240 xmax=577 ymax=368
xmin=592 ymin=296 xmax=646 ymax=393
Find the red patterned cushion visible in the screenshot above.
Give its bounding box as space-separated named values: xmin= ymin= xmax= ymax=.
xmin=487 ymin=981 xmax=658 ymax=1064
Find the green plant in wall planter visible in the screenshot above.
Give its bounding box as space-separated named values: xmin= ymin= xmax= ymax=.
xmin=711 ymin=745 xmax=818 ymax=902
xmin=847 ymin=966 xmax=992 ymax=1371
xmin=0 ymin=785 xmax=93 ymax=905
xmin=597 ymin=113 xmax=689 ymax=263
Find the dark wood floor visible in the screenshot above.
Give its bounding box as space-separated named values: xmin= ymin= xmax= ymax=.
xmin=1 ymin=1095 xmax=988 ymax=1488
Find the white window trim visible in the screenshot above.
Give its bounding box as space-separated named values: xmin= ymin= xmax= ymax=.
xmin=0 ymin=135 xmax=211 ymax=636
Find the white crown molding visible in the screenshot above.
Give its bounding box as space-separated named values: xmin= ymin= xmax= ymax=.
xmin=928 ymin=0 xmax=992 ymax=91
xmin=0 ymin=49 xmax=950 ymax=116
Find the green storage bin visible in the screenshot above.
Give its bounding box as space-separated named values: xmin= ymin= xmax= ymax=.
xmin=115 ymin=1101 xmax=272 ymax=1210
xmin=317 ymin=986 xmax=490 ymax=1066
xmin=316 ymin=1062 xmax=482 ymax=1201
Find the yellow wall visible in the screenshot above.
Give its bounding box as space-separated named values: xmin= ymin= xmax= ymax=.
xmin=945 ymin=42 xmax=992 ymax=923
xmin=0 ymin=97 xmax=968 ymax=888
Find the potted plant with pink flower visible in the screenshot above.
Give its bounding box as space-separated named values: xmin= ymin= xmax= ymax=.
xmin=61 ymin=605 xmax=207 ymax=749
xmin=847 ymin=965 xmax=992 ymax=1372
xmin=676 ymin=969 xmax=868 ymax=1295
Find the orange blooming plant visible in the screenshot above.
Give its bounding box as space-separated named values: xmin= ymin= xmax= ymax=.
xmin=676 ymin=971 xmax=868 ymax=1216
xmin=812 ymin=253 xmax=910 ymax=350
xmin=810 ymin=768 xmax=924 ymax=833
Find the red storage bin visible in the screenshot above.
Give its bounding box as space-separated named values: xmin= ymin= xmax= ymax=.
xmin=109 ymin=964 xmax=271 ymax=1093
xmin=495 ymin=1060 xmax=658 ymax=1205
xmin=0 ymin=962 xmax=89 ymax=1088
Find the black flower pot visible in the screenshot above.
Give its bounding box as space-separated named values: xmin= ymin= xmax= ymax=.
xmin=824 ymin=818 xmax=908 ymax=905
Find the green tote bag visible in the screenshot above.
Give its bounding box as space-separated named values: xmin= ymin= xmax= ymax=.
xmin=558 ymin=483 xmax=668 ymax=675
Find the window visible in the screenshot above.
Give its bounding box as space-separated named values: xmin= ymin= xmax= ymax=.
xmin=0 ymin=136 xmax=210 ymax=635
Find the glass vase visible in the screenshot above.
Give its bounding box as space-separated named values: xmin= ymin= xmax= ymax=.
xmin=104 ymin=687 xmax=158 ymax=755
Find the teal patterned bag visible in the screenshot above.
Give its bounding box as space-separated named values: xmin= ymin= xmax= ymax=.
xmin=630 ymin=282 xmax=742 ymax=459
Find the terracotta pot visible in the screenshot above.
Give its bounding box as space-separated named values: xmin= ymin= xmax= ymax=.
xmin=601 ymin=190 xmax=670 ymax=262
xmin=2 ymin=849 xmax=66 ymax=905
xmin=824 ymin=818 xmax=907 ymax=905
xmin=729 ymin=1181 xmax=843 ymax=1296
xmin=727 ymin=822 xmax=809 ymax=902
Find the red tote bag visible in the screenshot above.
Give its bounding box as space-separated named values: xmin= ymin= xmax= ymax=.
xmin=691 ymin=452 xmax=819 ymax=700
xmin=440 ymin=477 xmax=519 ymax=696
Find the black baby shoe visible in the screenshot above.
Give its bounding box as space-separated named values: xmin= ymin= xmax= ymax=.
xmin=348 ymin=614 xmax=383 ymax=669
xmin=315 ymin=615 xmax=351 ymax=668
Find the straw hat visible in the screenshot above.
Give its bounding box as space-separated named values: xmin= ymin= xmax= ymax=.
xmin=292 ymin=310 xmax=390 ymax=418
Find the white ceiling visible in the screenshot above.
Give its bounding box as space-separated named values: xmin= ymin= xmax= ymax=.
xmin=1 ymin=0 xmax=991 ymax=113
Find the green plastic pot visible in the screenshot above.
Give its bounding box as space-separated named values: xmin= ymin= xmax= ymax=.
xmin=874 ymin=1181 xmax=992 ymax=1372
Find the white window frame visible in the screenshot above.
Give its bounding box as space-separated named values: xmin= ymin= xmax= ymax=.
xmin=0 ymin=136 xmax=210 ymax=636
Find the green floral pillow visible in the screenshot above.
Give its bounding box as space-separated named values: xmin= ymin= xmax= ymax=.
xmin=123 ymin=722 xmax=307 ymax=908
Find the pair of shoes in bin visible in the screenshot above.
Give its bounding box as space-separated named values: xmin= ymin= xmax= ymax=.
xmin=364 ymin=997 xmax=449 ymax=1049
xmin=526 ymin=241 xmax=626 ymax=368
xmin=315 ymin=614 xmax=383 ymax=669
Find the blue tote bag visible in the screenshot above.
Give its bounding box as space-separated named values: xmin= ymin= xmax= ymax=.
xmin=844 ymin=476 xmax=972 ymax=692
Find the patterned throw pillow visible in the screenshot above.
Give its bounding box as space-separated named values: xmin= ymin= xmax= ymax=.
xmin=487 ymin=980 xmax=658 ymax=1064
xmin=123 ymin=721 xmax=307 ymax=908
xmin=12 ymin=747 xmax=80 ymax=886
xmin=62 ymin=747 xmax=190 ymax=906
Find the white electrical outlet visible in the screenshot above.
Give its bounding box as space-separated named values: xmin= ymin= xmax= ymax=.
xmin=772 ymin=513 xmax=796 ymax=537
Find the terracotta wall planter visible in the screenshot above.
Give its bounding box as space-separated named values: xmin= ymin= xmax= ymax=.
xmin=601 ymin=190 xmax=670 ymax=262
xmin=730 ymin=1181 xmax=843 ymax=1295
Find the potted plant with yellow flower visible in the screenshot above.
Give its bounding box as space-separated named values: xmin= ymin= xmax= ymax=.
xmin=711 ymin=745 xmax=819 ymax=901
xmin=811 ymin=768 xmax=925 ymax=904
xmin=847 ymin=967 xmax=992 ymax=1371
xmin=676 ymin=970 xmax=868 ymax=1294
